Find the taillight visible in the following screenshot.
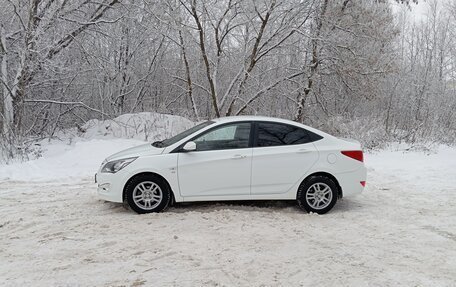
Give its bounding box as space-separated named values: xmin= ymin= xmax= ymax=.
xmin=341 ymin=150 xmax=364 ymax=162
xmin=360 ymin=181 xmax=366 ymax=187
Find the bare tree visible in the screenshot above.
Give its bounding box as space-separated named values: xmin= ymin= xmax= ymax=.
xmin=2 ymin=0 xmax=456 ymax=162
xmin=2 ymin=0 xmax=119 ymax=136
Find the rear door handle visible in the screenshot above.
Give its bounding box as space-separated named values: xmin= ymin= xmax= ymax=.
xmin=232 ymin=154 xmax=247 ymax=159
xmin=297 ymin=148 xmax=311 ymax=154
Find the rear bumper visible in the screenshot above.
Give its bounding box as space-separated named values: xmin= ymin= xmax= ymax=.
xmin=334 ymin=166 xmax=367 ymax=197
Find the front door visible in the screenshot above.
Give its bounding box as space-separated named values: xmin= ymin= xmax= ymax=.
xmin=177 ymin=122 xmax=253 ymax=198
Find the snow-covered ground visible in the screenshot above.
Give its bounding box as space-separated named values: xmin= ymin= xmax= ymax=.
xmin=0 ymin=117 xmax=455 ymax=286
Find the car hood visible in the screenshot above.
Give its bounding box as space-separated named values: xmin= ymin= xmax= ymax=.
xmin=105 ymin=143 xmax=164 ymax=162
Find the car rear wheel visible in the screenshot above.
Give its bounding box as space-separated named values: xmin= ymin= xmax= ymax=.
xmin=125 ymin=174 xmax=171 ymax=214
xmin=297 ymin=175 xmax=338 ymax=214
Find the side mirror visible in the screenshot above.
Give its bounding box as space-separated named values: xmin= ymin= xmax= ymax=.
xmin=182 ymin=141 xmax=196 ymax=152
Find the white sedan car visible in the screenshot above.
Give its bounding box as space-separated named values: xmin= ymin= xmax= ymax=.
xmin=96 ymin=116 xmax=366 ymax=214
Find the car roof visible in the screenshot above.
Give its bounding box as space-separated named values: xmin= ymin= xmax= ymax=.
xmin=211 ymin=116 xmax=334 ymax=139
xmin=213 ymin=115 xmax=295 ymax=124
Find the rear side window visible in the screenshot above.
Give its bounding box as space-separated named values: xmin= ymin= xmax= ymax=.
xmin=256 ymin=122 xmax=321 ymax=147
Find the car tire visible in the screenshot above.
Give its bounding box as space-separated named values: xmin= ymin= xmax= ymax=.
xmin=297 ymin=175 xmax=338 ymax=214
xmin=125 ymin=174 xmax=171 ymax=214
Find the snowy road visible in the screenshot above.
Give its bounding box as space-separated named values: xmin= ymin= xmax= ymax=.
xmin=1 ymin=147 xmax=456 ymax=286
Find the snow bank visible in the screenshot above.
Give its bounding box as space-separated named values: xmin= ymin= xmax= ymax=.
xmin=0 ymin=112 xmax=196 ymax=182
xmin=1 ymin=112 xmax=454 ymax=185
xmin=79 ymin=112 xmax=195 ymax=141
xmin=0 ymin=139 xmax=144 ymax=182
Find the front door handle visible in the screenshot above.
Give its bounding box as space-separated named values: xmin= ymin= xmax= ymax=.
xmin=232 ymin=154 xmax=247 ymax=159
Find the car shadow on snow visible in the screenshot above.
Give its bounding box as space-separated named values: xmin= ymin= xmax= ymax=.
xmin=170 ymin=199 xmax=364 ymax=214
xmin=330 ymin=198 xmax=365 ymax=213
xmin=170 ymin=200 xmax=300 ymax=213
xmin=100 ymin=198 xmax=364 ymax=214
xmin=100 ymin=198 xmax=368 ymax=214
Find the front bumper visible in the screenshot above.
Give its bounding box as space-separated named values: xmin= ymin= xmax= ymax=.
xmin=95 ymin=172 xmax=125 ymax=203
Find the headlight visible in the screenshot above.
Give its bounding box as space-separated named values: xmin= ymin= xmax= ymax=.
xmin=101 ymin=157 xmax=138 ymax=173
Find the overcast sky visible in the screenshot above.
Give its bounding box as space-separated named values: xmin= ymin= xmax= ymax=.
xmin=390 ymin=1 xmax=428 ymax=21
xmin=391 ymin=0 xmax=454 ymax=22
xmin=409 ymin=1 xmax=431 ymax=19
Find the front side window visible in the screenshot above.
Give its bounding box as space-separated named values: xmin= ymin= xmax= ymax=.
xmin=156 ymin=121 xmax=214 ymax=147
xmin=256 ymin=122 xmax=315 ymax=147
xmin=193 ymin=122 xmax=251 ymax=151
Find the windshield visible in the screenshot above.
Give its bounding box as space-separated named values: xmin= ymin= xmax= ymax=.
xmin=152 ymin=121 xmax=214 ymax=148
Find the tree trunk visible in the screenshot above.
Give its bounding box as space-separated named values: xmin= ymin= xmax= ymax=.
xmin=1 ymin=26 xmax=13 ymax=136
xmin=294 ymin=0 xmax=329 ymax=123
xmin=225 ymin=0 xmax=276 ymax=116
xmin=191 ymin=0 xmax=220 ymax=117
xmin=178 ymin=30 xmax=199 ymax=120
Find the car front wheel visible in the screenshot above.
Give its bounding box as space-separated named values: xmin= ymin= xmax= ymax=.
xmin=125 ymin=174 xmax=171 ymax=214
xmin=297 ymin=175 xmax=338 ymax=214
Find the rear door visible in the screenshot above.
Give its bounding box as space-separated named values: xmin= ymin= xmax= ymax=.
xmin=177 ymin=122 xmax=253 ymax=198
xmin=250 ymin=121 xmax=319 ymax=195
